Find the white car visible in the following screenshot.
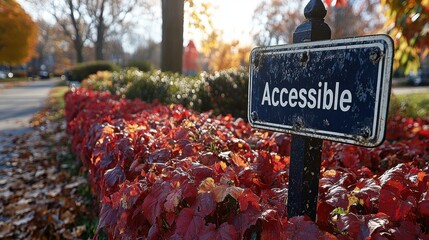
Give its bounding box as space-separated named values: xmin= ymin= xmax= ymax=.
xmin=0 ymin=71 xmax=6 ymax=79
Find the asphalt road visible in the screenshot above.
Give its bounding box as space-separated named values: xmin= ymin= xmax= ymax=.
xmin=0 ymin=79 xmax=60 ymax=165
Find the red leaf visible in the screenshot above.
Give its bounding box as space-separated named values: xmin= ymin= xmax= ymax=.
xmin=200 ymin=222 xmax=239 ymax=240
xmin=104 ymin=164 xmax=125 ymax=189
xmin=324 ymin=185 xmax=349 ymax=209
xmin=233 ymin=207 xmax=261 ymax=238
xmin=335 ymin=0 xmax=348 ymax=7
xmin=418 ymin=191 xmax=429 ymax=216
xmin=97 ymin=203 xmax=119 ymax=232
xmin=325 ymin=0 xmax=333 ymax=6
xmin=198 ymin=152 xmax=219 ymax=166
xmin=379 ymin=185 xmax=415 ymax=221
xmin=419 ymin=129 xmax=429 ymax=138
xmin=388 ymin=221 xmax=421 ymax=239
xmin=325 ymin=0 xmax=348 ymax=7
xmin=191 ymin=164 xmax=214 ymax=182
xmin=287 ymin=216 xmax=324 ymax=239
xmin=147 ymin=223 xmax=160 ymax=240
xmin=148 ymin=148 xmax=172 ymax=164
xmin=164 ymin=188 xmax=182 ymax=213
xmin=238 ymin=189 xmax=260 ymax=212
xmin=379 ymin=164 xmax=408 ymax=189
xmin=193 ymin=192 xmax=216 ymax=217
xmin=354 ymin=178 xmax=381 ymax=212
xmin=213 ymin=185 xmax=244 ymax=203
xmin=261 ymin=210 xmax=287 ymax=239
xmin=334 ymin=213 xmax=390 ymax=239
xmin=230 ymin=152 xmax=248 ymax=168
xmin=175 ymin=208 xmax=205 ymax=239
xmin=142 ymin=183 xmax=170 ymax=225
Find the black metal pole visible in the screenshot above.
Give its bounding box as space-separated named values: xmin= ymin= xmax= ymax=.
xmin=287 ymin=0 xmax=331 ymax=221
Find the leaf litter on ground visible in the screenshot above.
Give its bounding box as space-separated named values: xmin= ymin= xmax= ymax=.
xmin=0 ymin=88 xmax=96 ymax=239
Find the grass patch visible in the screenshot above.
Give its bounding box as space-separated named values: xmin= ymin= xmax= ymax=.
xmin=31 ymin=80 xmax=69 ymax=125
xmin=390 ymin=92 xmax=429 ymax=118
xmin=0 ymin=77 xmax=29 ymax=83
xmin=0 ymin=78 xmax=31 ymax=89
xmin=51 ymin=82 xmax=69 ymax=110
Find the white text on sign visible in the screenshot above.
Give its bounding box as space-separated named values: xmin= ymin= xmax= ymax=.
xmin=261 ymin=82 xmax=352 ymax=112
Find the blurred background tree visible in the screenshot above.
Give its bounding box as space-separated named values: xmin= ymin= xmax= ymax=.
xmin=0 ymin=0 xmax=38 ymax=66
xmin=252 ymin=0 xmax=304 ymax=46
xmin=13 ymin=0 xmax=428 ymax=77
xmin=184 ymin=0 xmax=252 ymax=72
xmin=29 ymin=0 xmax=148 ymax=63
xmin=252 ymin=0 xmax=382 ymax=46
xmin=326 ymin=0 xmax=383 ymax=39
xmin=381 ymin=0 xmax=429 ymax=73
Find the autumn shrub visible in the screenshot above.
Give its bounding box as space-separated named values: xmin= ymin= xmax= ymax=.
xmin=124 ymin=70 xmax=203 ymax=110
xmin=65 ymin=89 xmax=429 ymax=239
xmin=126 ymin=60 xmax=153 ymax=72
xmin=81 ymin=71 xmax=113 ymax=92
xmin=82 ymin=68 xmax=249 ymax=118
xmin=200 ymin=68 xmax=249 ymax=118
xmin=70 ymin=61 xmax=120 ymax=82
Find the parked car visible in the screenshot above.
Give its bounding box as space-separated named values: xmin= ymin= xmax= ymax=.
xmin=39 ymin=70 xmax=50 ymax=79
xmin=408 ymin=68 xmax=429 ymax=86
xmin=0 ymin=71 xmax=6 ymax=79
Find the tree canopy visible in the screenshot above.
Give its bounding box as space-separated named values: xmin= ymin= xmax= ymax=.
xmin=382 ymin=0 xmax=429 ymax=72
xmin=30 ymin=0 xmax=146 ymax=63
xmin=252 ymin=0 xmax=382 ymax=46
xmin=0 ymin=0 xmax=38 ymax=66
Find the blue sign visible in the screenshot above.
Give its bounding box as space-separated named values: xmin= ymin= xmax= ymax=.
xmin=248 ymin=35 xmax=394 ymax=147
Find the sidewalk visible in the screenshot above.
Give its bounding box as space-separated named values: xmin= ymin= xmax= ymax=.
xmin=0 ymin=84 xmax=94 ymax=238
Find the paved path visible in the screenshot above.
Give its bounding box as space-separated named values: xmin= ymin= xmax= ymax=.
xmin=0 ymin=79 xmax=60 ymax=165
xmin=391 ymin=85 xmax=429 ymax=95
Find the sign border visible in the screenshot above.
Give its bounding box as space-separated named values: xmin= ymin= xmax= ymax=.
xmin=248 ymin=34 xmax=394 ymax=147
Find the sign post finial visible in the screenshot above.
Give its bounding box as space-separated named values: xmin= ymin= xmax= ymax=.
xmin=304 ymin=0 xmax=327 ymax=19
xmin=293 ymin=0 xmax=331 ymax=43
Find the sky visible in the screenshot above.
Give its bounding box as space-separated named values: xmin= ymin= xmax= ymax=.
xmin=17 ymin=0 xmax=260 ymax=53
xmin=208 ymin=0 xmax=259 ymax=46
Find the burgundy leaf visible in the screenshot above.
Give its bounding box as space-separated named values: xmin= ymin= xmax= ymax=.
xmin=142 ymin=183 xmax=170 ymax=225
xmin=175 ymin=208 xmax=205 ymax=239
xmin=379 ymin=185 xmax=415 ymax=222
xmin=200 ymin=222 xmax=238 ymax=240
xmin=193 ymin=192 xmax=216 ymax=217
xmin=148 ymin=148 xmax=172 ymax=164
xmin=97 ymin=203 xmax=119 ymax=232
xmin=104 ymin=164 xmax=125 ymax=189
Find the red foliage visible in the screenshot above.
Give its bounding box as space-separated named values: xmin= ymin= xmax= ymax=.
xmin=325 ymin=0 xmax=348 ymax=8
xmin=65 ymin=89 xmax=429 ymax=239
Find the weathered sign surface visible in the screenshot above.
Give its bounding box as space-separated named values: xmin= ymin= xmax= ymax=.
xmin=248 ymin=35 xmax=394 ymax=147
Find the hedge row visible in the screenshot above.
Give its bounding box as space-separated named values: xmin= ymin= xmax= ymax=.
xmin=65 ymin=89 xmax=429 ymax=239
xmin=81 ymin=68 xmax=249 ymax=118
xmin=69 ymin=61 xmax=121 ymax=82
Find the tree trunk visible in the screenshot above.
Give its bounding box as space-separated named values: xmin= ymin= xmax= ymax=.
xmin=75 ymin=41 xmax=84 ymax=63
xmin=95 ymin=0 xmax=107 ymax=61
xmin=66 ymin=0 xmax=84 ymax=63
xmin=161 ymin=0 xmax=184 ymax=73
xmin=95 ymin=25 xmax=105 ymax=61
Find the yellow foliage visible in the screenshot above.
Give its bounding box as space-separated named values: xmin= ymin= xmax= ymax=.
xmin=0 ymin=0 xmax=38 ymax=65
xmin=381 ymin=0 xmax=429 ymax=73
xmin=185 ymin=0 xmax=251 ymax=71
xmin=207 ymin=40 xmax=252 ymax=71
